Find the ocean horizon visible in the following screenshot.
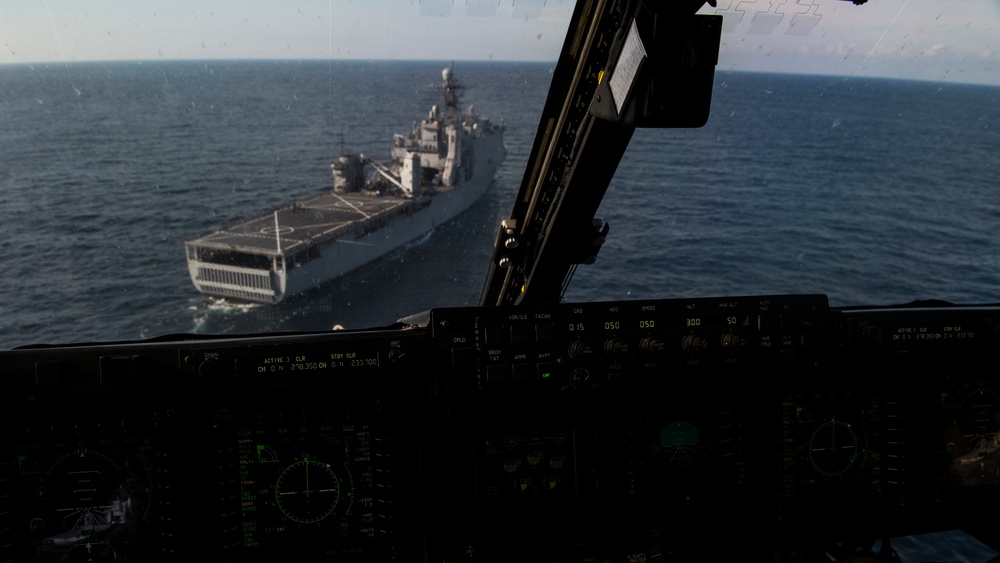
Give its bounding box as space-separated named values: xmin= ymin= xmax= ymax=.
xmin=0 ymin=60 xmax=997 ymax=349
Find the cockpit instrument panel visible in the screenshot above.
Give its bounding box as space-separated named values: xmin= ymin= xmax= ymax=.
xmin=1 ymin=295 xmax=998 ymax=560
xmin=1 ymin=330 xmax=422 ymax=562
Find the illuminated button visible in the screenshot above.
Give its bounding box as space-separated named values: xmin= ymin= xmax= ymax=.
xmin=509 ymin=325 xmax=530 ymax=343
xmin=484 ymin=326 xmax=504 ymax=345
xmin=537 ymin=363 xmax=556 ymax=384
xmin=511 ymin=363 xmax=532 ymax=383
xmin=486 ymin=364 xmax=506 ymax=384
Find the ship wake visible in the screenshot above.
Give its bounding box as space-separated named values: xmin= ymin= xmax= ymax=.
xmin=189 ymin=297 xmax=263 ymax=333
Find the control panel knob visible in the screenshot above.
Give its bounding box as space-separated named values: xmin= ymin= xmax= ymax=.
xmin=570 ymin=368 xmax=592 ymax=388
xmin=388 ymin=348 xmax=407 ymax=363
xmin=681 ymin=335 xmax=709 ymax=352
xmin=198 ymin=358 xmax=222 ymax=379
xmin=604 ymin=338 xmax=629 ymax=355
xmin=721 ymin=333 xmax=749 ymax=349
xmin=568 ymin=340 xmax=594 ymax=360
xmin=640 ymin=337 xmax=666 ymax=354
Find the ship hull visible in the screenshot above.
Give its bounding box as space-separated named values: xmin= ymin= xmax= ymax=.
xmin=282 ymin=162 xmax=497 ymax=301
xmin=185 ymin=138 xmax=501 ymax=304
xmin=185 ymin=64 xmax=504 ymax=305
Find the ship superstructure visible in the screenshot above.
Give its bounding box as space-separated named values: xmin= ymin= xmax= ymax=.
xmin=184 ymin=65 xmax=505 ymax=304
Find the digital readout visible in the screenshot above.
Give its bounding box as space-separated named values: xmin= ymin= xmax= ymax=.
xmin=566 ymin=315 xmax=744 ymax=333
xmin=254 ymin=350 xmax=381 ymax=374
xmin=889 ymin=324 xmax=977 ymax=342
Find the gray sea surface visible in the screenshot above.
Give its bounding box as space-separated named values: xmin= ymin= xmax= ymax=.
xmin=1 ymin=61 xmax=998 ymax=347
xmin=0 ymin=60 xmax=999 ymax=561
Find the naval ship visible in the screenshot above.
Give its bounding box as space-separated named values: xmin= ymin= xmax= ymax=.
xmin=183 ymin=64 xmax=505 ymax=304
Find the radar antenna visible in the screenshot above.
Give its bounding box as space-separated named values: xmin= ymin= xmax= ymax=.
xmin=437 ymin=61 xmax=462 ymax=109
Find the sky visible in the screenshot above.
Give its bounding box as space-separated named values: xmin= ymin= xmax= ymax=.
xmin=0 ymin=0 xmax=997 ymax=85
xmin=707 ymin=0 xmax=1000 ymax=85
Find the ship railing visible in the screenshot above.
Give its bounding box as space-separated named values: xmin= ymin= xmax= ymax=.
xmin=192 ymin=261 xmax=278 ymax=303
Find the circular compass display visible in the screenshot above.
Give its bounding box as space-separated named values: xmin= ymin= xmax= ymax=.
xmin=274 ymin=458 xmax=341 ymax=523
xmin=808 ymin=419 xmax=859 ymax=476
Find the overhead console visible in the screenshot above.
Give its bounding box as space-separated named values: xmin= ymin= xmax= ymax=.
xmin=2 ymin=294 xmax=998 ymax=561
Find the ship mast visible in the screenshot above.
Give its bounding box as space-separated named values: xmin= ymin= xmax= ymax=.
xmin=439 ymin=62 xmax=462 ymax=109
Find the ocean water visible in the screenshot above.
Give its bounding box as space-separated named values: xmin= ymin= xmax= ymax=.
xmin=1 ymin=60 xmax=999 ymax=561
xmin=568 ymin=72 xmax=1000 ymax=307
xmin=0 ymin=61 xmax=998 ymax=350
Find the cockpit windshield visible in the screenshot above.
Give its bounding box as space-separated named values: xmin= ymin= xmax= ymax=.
xmin=566 ymin=0 xmax=1000 ymax=307
xmin=0 ymin=0 xmax=997 ymax=349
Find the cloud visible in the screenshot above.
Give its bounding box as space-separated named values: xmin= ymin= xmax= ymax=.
xmin=924 ymin=43 xmax=946 ymax=56
xmin=825 ymin=42 xmax=858 ymax=56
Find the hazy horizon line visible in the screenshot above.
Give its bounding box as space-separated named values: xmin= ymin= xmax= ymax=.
xmin=2 ymin=59 xmax=998 ymax=89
